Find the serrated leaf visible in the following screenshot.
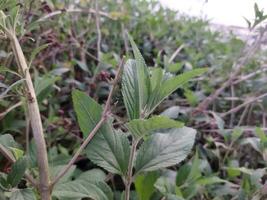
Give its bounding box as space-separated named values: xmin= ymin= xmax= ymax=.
xmin=7 ymin=157 xmax=27 ymax=187
xmin=72 ymin=90 xmax=130 ymax=175
xmin=122 ymin=34 xmax=151 ymax=120
xmin=86 ymin=130 xmax=130 ymax=176
xmin=53 ymin=170 xmax=113 ymax=200
xmin=10 ymin=188 xmax=36 ymax=200
xmin=160 ymin=68 xmax=207 ymax=104
xmin=127 ymin=115 xmax=183 ymax=138
xmin=135 ymin=127 xmax=196 ymax=173
xmin=147 ymin=68 xmax=207 ymax=115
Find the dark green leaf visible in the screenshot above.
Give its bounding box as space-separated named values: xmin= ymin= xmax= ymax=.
xmin=72 ymin=90 xmax=130 ymax=175
xmin=135 ymin=127 xmax=196 ymax=173
xmin=7 ymin=157 xmax=27 ymax=187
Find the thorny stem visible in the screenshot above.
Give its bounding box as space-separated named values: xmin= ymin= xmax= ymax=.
xmin=125 ymin=139 xmax=140 ymax=200
xmin=51 ymin=57 xmax=125 ymax=187
xmin=8 ymin=31 xmax=51 ymax=200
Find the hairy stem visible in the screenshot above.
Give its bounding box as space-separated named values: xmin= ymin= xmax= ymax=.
xmin=9 ymin=32 xmax=51 ymax=200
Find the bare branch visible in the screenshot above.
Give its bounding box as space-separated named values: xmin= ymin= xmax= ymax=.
xmin=37 ymin=8 xmax=112 ymax=23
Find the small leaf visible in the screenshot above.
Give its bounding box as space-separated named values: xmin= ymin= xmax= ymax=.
xmin=29 ymin=43 xmax=50 ymax=67
xmin=122 ymin=33 xmax=151 ymax=120
xmin=53 ymin=170 xmax=112 ymax=200
xmin=135 ymin=171 xmax=160 ymax=200
xmin=10 ymin=188 xmax=36 ymax=200
xmin=7 ymin=157 xmax=27 ymax=187
xmin=34 ymin=75 xmax=59 ymax=99
xmin=86 ymin=130 xmax=130 ymax=176
xmin=147 ymin=68 xmax=207 ymax=115
xmin=160 ymin=68 xmax=207 ymax=103
xmin=127 ymin=115 xmax=183 ymax=138
xmin=72 ymin=90 xmax=130 ymax=175
xmin=73 ymin=59 xmax=89 ymax=72
xmin=135 ymin=127 xmax=196 ymax=173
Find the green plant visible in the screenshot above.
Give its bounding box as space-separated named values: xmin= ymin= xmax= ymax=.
xmin=71 ymin=34 xmax=206 ymax=200
xmin=0 ymin=3 xmax=205 ymax=199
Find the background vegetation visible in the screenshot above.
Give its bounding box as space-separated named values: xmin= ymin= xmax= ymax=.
xmin=1 ymin=0 xmax=267 ymax=199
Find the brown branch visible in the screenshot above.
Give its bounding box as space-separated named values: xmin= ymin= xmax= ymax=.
xmin=95 ymin=0 xmax=101 ymax=62
xmin=0 ymin=101 xmax=22 ymax=119
xmin=51 ymin=57 xmax=125 ymax=187
xmin=37 ymin=8 xmax=112 ymax=23
xmin=7 ymin=31 xmax=51 ymax=200
xmin=221 ymin=92 xmax=267 ymax=117
xmin=193 ymin=26 xmax=267 ymax=114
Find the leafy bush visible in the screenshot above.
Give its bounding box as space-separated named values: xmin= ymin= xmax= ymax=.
xmin=1 ymin=0 xmax=267 ymax=200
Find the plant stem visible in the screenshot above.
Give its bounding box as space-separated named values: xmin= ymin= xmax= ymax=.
xmin=9 ymin=32 xmax=51 ymax=200
xmin=51 ymin=58 xmax=125 ymax=187
xmin=125 ymin=139 xmax=139 ymax=200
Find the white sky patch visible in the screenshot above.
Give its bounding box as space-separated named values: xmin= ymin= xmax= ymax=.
xmin=159 ymin=0 xmax=267 ymax=27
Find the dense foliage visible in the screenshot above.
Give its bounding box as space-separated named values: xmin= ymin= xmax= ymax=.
xmin=1 ymin=0 xmax=267 ymax=200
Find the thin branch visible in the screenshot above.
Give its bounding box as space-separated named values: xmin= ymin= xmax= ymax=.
xmin=8 ymin=31 xmax=51 ymax=200
xmin=51 ymin=58 xmax=125 ymax=187
xmin=0 ymin=101 xmax=22 ymax=119
xmin=168 ymin=44 xmax=185 ymax=63
xmin=229 ymin=84 xmax=235 ymax=127
xmin=37 ymin=8 xmax=112 ymax=23
xmin=194 ymin=26 xmax=267 ymax=113
xmin=221 ymin=92 xmax=267 ymax=117
xmin=201 ymin=127 xmax=267 ymax=132
xmin=95 ymin=0 xmax=101 ymax=62
xmin=233 ymin=66 xmax=267 ymax=85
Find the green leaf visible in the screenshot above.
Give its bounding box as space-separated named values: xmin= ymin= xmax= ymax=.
xmin=135 ymin=171 xmax=160 ymax=200
xmin=86 ymin=129 xmax=130 ymax=176
xmin=34 ymin=75 xmax=59 ymax=99
xmin=29 ymin=43 xmax=50 ymax=67
xmin=50 ymin=165 xmax=76 ymax=184
xmin=73 ymin=59 xmax=89 ymax=72
xmin=72 ymin=90 xmax=103 ymax=138
xmin=7 ymin=157 xmax=27 ymax=187
xmin=154 ymin=176 xmax=176 ymax=196
xmin=147 ymin=68 xmax=207 ymax=115
xmin=0 ymin=134 xmax=18 ymax=148
xmin=150 ymin=68 xmax=163 ymax=92
xmin=10 ymin=188 xmax=36 ymax=200
xmin=160 ymin=68 xmax=207 ymax=104
xmin=72 ymin=90 xmax=130 ymax=175
xmin=122 ymin=34 xmax=151 ymax=120
xmin=53 ymin=170 xmax=113 ymax=200
xmin=196 ymin=176 xmax=226 ymax=185
xmin=135 ymin=127 xmax=196 ymax=173
xmin=127 ymin=115 xmax=184 ymax=138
